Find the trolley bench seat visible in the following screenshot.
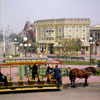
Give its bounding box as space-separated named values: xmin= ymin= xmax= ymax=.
xmin=38 ymin=74 xmax=45 ymax=84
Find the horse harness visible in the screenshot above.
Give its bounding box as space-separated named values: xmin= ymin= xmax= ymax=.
xmin=81 ymin=69 xmax=90 ymax=75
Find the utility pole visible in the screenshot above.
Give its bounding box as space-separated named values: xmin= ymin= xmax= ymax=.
xmin=2 ymin=0 xmax=6 ymax=57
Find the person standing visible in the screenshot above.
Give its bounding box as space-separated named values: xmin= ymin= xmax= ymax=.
xmin=46 ymin=65 xmax=53 ymax=83
xmin=46 ymin=65 xmax=53 ymax=74
xmin=54 ymin=65 xmax=61 ymax=89
xmin=0 ymin=72 xmax=8 ymax=87
xmin=30 ymin=64 xmax=38 ymax=80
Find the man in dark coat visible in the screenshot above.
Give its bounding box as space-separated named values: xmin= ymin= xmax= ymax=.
xmin=54 ymin=65 xmax=61 ymax=89
xmin=0 ymin=72 xmax=8 ymax=87
xmin=31 ymin=64 xmax=38 ymax=80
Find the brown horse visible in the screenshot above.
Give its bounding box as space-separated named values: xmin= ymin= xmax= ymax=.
xmin=69 ymin=67 xmax=97 ymax=88
xmin=84 ymin=67 xmax=97 ymax=75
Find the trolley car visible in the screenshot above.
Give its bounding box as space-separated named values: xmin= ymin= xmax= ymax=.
xmin=0 ymin=55 xmax=62 ymax=92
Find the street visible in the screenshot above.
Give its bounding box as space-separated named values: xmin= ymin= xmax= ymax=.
xmin=0 ymin=83 xmax=100 ymax=100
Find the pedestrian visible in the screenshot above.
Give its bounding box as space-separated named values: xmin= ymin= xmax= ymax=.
xmin=54 ymin=65 xmax=61 ymax=89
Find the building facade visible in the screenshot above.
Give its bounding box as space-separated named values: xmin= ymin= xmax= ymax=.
xmin=34 ymin=18 xmax=90 ymax=54
xmin=90 ymin=24 xmax=100 ymax=55
xmin=19 ymin=20 xmax=36 ymax=42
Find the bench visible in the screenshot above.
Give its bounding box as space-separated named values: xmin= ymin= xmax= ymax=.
xmin=38 ymin=74 xmax=45 ymax=84
xmin=66 ymin=56 xmax=71 ymax=59
xmin=71 ymin=57 xmax=85 ymax=61
xmin=7 ymin=76 xmax=13 ymax=86
xmin=78 ymin=57 xmax=85 ymax=61
xmin=0 ymin=82 xmax=3 ymax=87
xmin=47 ymin=73 xmax=56 ymax=84
xmin=28 ymin=75 xmax=35 ymax=85
xmin=18 ymin=76 xmax=24 ymax=86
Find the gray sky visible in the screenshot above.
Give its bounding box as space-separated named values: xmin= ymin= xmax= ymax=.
xmin=0 ymin=0 xmax=100 ymax=33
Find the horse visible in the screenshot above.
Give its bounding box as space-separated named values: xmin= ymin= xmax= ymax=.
xmin=84 ymin=67 xmax=97 ymax=75
xmin=69 ymin=67 xmax=97 ymax=88
xmin=0 ymin=72 xmax=8 ymax=87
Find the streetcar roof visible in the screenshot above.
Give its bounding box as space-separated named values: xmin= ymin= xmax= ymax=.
xmin=0 ymin=56 xmax=62 ymax=66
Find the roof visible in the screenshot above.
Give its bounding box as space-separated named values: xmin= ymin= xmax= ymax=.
xmin=34 ymin=18 xmax=90 ymax=25
xmin=90 ymin=24 xmax=100 ymax=31
xmin=0 ymin=57 xmax=62 ymax=66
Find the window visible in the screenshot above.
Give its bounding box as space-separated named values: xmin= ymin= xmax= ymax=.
xmin=69 ymin=30 xmax=71 ymax=32
xmin=76 ymin=26 xmax=78 ymax=32
xmin=90 ymin=33 xmax=93 ymax=37
xmin=86 ymin=47 xmax=88 ymax=51
xmin=59 ymin=28 xmax=61 ymax=33
xmin=72 ymin=26 xmax=75 ymax=29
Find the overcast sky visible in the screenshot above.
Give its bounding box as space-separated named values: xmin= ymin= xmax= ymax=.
xmin=0 ymin=0 xmax=100 ymax=33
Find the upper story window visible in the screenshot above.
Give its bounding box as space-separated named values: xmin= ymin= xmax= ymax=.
xmin=72 ymin=26 xmax=75 ymax=29
xmin=76 ymin=26 xmax=78 ymax=32
xmin=59 ymin=28 xmax=62 ymax=33
xmin=45 ymin=27 xmax=54 ymax=33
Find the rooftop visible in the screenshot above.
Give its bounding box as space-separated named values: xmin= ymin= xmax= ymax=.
xmin=34 ymin=18 xmax=90 ymax=25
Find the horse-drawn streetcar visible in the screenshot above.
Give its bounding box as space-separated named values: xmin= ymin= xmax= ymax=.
xmin=0 ymin=56 xmax=62 ymax=92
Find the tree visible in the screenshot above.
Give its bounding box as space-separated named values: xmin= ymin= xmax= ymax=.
xmin=54 ymin=36 xmax=64 ymax=56
xmin=54 ymin=36 xmax=82 ymax=56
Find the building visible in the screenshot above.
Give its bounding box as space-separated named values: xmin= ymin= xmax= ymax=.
xmin=34 ymin=18 xmax=90 ymax=54
xmin=90 ymin=24 xmax=100 ymax=55
xmin=19 ymin=20 xmax=36 ymax=42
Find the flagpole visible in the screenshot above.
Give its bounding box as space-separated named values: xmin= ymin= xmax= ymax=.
xmin=2 ymin=0 xmax=6 ymax=57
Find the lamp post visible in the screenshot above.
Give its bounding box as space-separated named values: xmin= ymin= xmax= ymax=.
xmin=28 ymin=43 xmax=31 ymax=56
xmin=23 ymin=37 xmax=28 ymax=57
xmin=2 ymin=0 xmax=6 ymax=57
xmin=89 ymin=37 xmax=93 ymax=65
xmin=24 ymin=43 xmax=28 ymax=57
xmin=19 ymin=37 xmax=31 ymax=57
xmin=94 ymin=39 xmax=97 ymax=55
xmin=14 ymin=38 xmax=19 ymax=56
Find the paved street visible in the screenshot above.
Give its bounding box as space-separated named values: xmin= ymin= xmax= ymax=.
xmin=0 ymin=83 xmax=100 ymax=100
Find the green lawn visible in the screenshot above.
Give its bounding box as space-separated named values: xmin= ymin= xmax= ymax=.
xmin=61 ymin=60 xmax=97 ymax=65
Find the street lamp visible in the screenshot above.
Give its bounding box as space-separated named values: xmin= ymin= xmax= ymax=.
xmin=24 ymin=43 xmax=28 ymax=57
xmin=23 ymin=37 xmax=28 ymax=57
xmin=94 ymin=38 xmax=97 ymax=55
xmin=19 ymin=37 xmax=31 ymax=57
xmin=89 ymin=37 xmax=93 ymax=64
xmin=14 ymin=38 xmax=19 ymax=56
xmin=23 ymin=37 xmax=28 ymax=42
